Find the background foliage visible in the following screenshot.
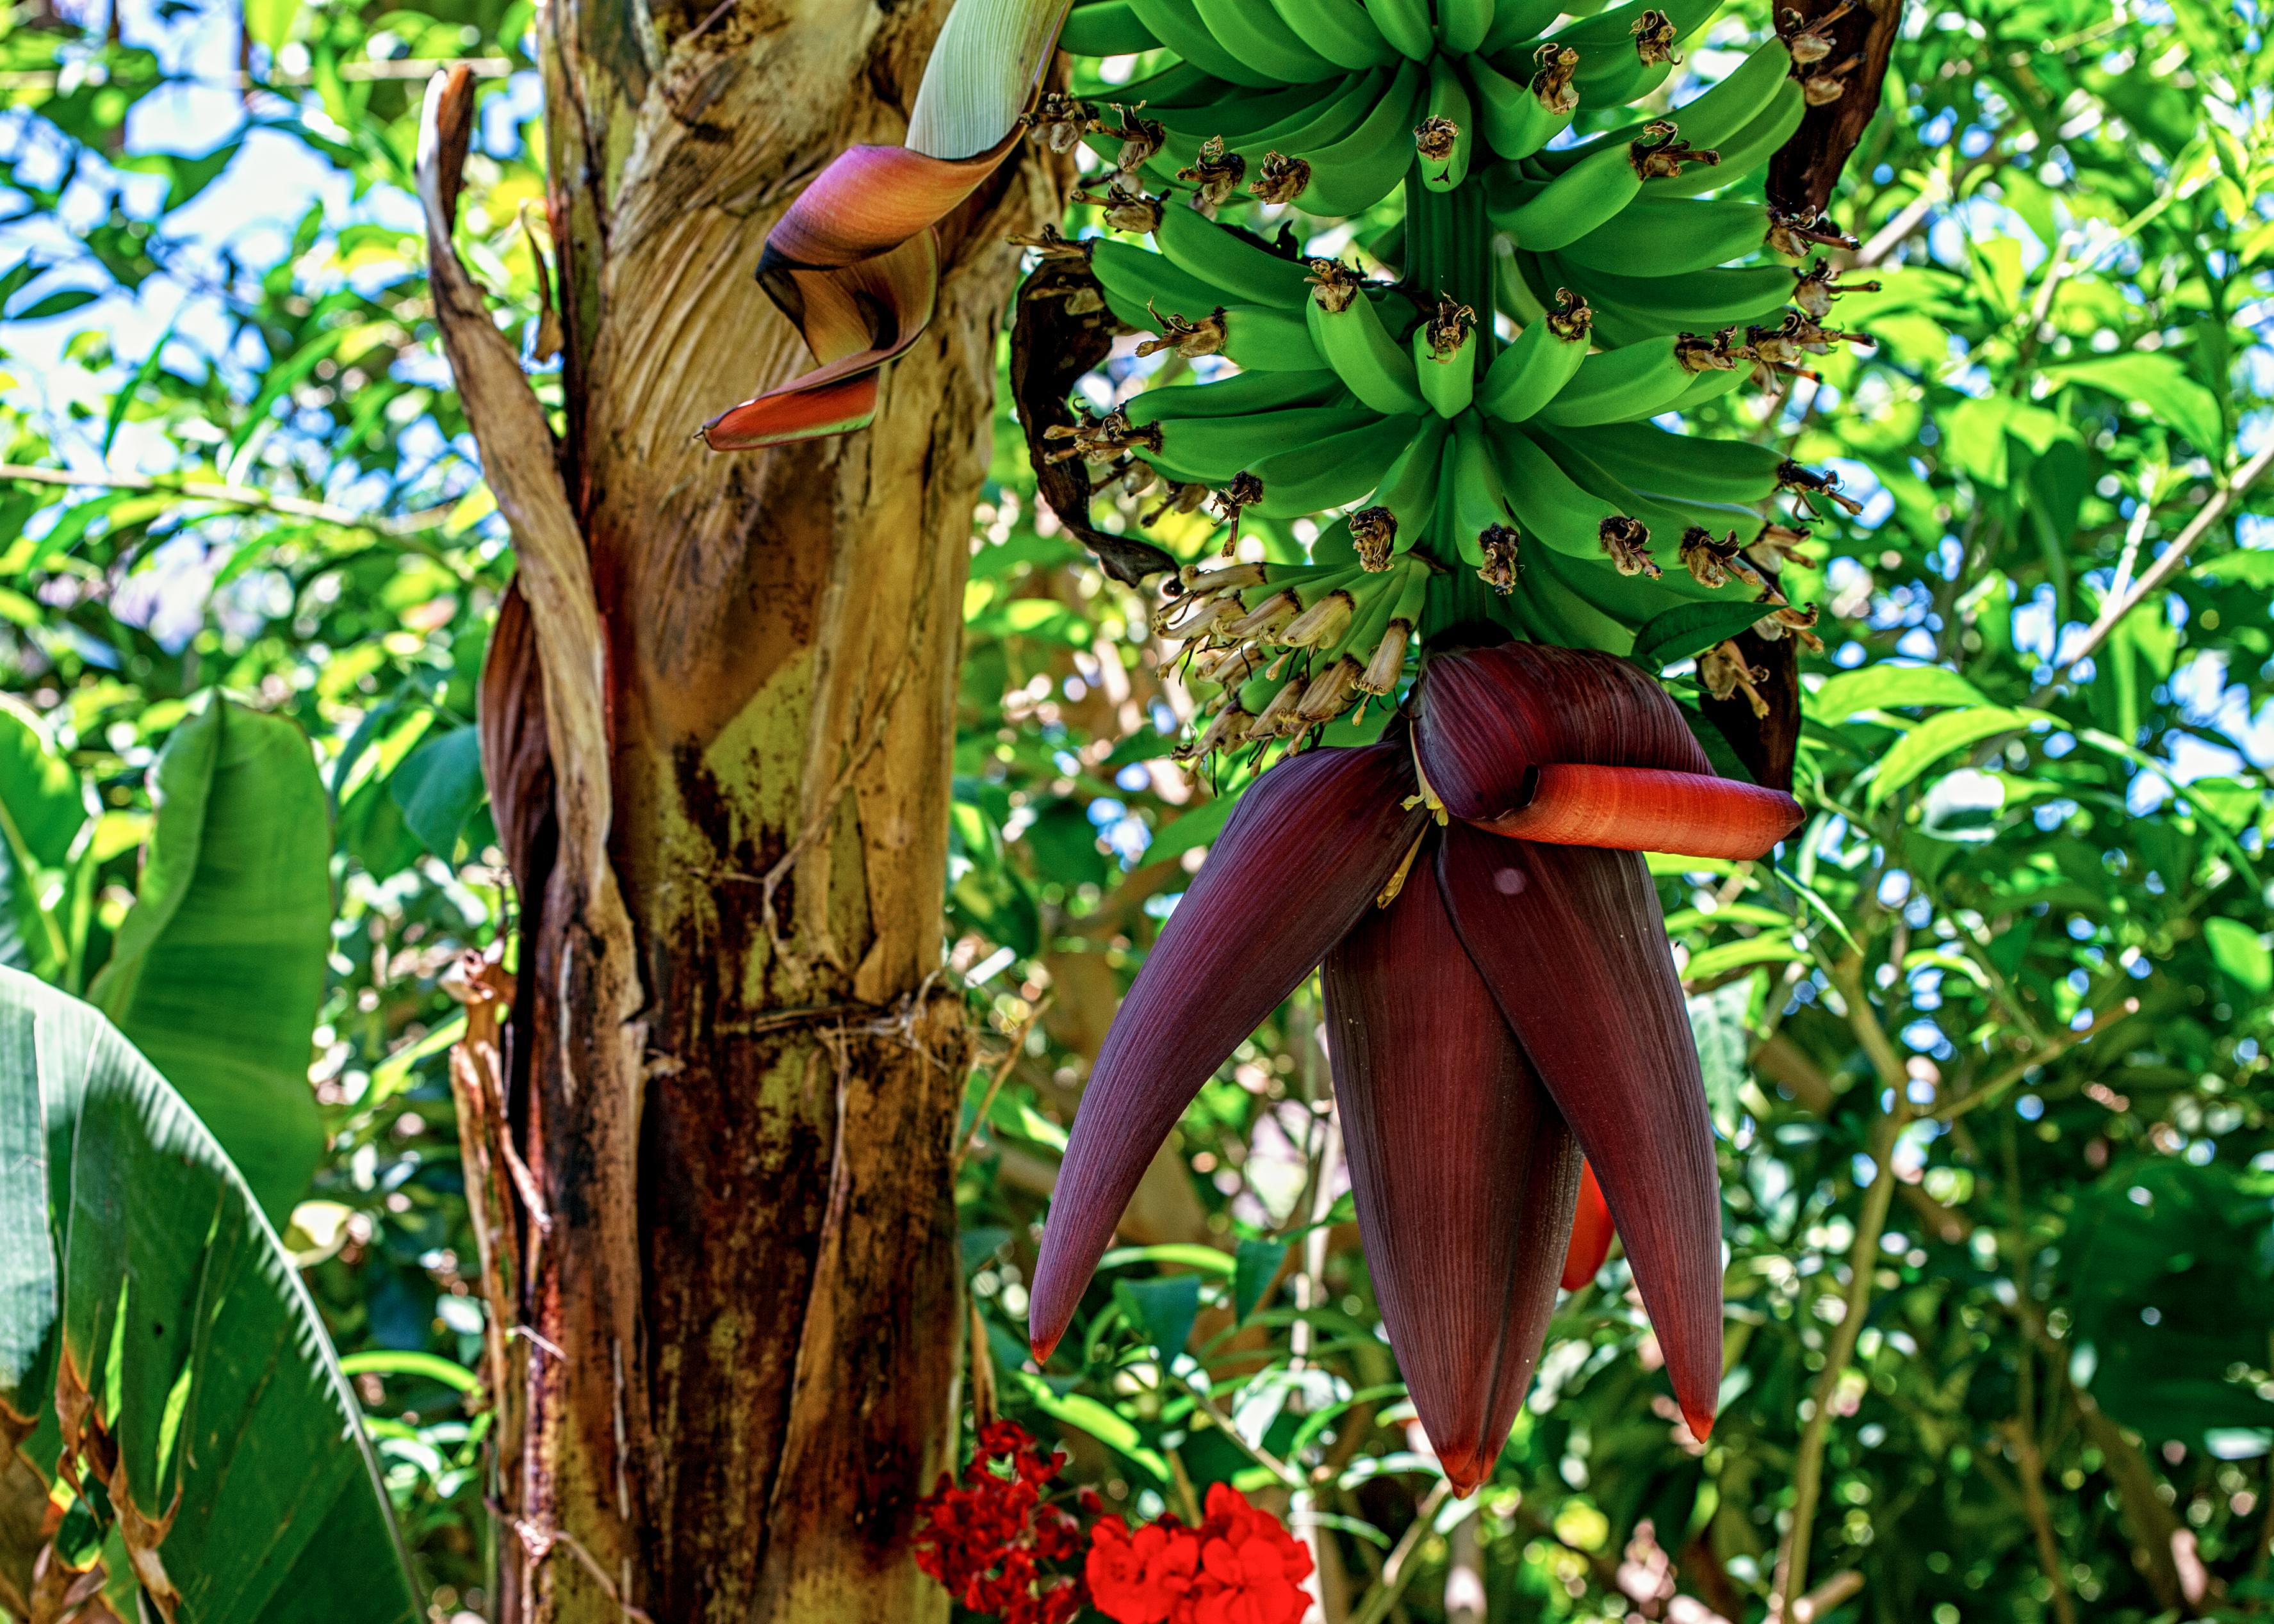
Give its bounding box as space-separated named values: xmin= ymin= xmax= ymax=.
xmin=2 ymin=0 xmax=2272 ymax=1619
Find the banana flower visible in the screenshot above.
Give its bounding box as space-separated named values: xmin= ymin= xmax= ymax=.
xmin=1027 ymin=644 xmax=1801 ymax=1492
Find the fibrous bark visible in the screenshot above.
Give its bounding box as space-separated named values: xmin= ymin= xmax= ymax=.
xmin=420 ymin=0 xmax=1058 ymax=1612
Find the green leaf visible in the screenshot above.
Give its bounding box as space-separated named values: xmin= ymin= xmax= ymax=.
xmin=1234 ymin=1238 xmax=1288 ymax=1324
xmin=1687 ymin=980 xmax=1751 ymax=1135
xmin=1628 ymin=600 xmax=1771 ymax=672
xmin=0 ymin=968 xmax=418 ymax=1621
xmin=2049 ymin=353 xmax=2225 ymax=457
xmin=1811 ymin=665 xmax=1989 ymax=726
xmin=389 ymin=726 xmax=486 ymax=859
xmin=243 ymin=0 xmax=301 ymax=51
xmin=1867 ymin=706 xmax=2049 ymax=809
xmin=8 ymin=288 xmax=100 ymax=322
xmin=335 ymin=1350 xmax=481 ymax=1395
xmin=1143 ymin=791 xmax=1239 ymax=866
xmin=2204 ymin=918 xmax=2273 ymax=993
xmin=1011 ymin=1370 xmax=1170 ymax=1482
xmin=0 ymin=699 xmax=88 ymax=870
xmin=89 ymin=699 xmax=331 ymax=1226
xmin=1117 ymin=1274 xmax=1203 ymax=1363
xmin=1683 ymin=937 xmax=1806 ymax=982
xmin=1099 ymin=1243 xmax=1235 ymax=1276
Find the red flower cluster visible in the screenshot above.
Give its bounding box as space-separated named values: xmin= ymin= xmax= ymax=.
xmin=912 ymin=1421 xmax=1085 ymax=1624
xmin=1087 ymin=1482 xmax=1314 ymax=1624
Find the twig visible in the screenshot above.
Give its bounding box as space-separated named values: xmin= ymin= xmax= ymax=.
xmin=1930 ymin=999 xmax=2136 ymax=1123
xmin=1347 ymin=1482 xmax=1453 ymax=1624
xmin=2052 ymin=439 xmax=2274 ymax=678
xmin=0 ymin=462 xmax=457 ymax=539
xmin=951 ymin=997 xmax=1052 ymax=1178
xmin=1188 ymin=1387 xmax=1305 ymax=1493
xmin=1773 ymin=1108 xmax=1905 ymax=1616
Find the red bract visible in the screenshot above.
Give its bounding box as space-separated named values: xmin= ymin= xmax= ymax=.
xmin=912 ymin=1420 xmax=1086 ymax=1624
xmin=1562 ymin=1160 xmax=1617 ymax=1290
xmin=1033 ymin=645 xmax=1803 ymax=1486
xmin=1088 ymin=1485 xmax=1313 ymax=1624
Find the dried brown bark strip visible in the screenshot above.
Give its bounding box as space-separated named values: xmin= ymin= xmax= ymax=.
xmin=1767 ymin=0 xmax=1907 ymax=222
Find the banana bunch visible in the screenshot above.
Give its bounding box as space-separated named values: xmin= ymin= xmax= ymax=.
xmin=1038 ymin=0 xmax=1870 ymax=756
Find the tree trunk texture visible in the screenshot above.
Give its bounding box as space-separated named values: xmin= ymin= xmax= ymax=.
xmin=419 ymin=2 xmax=1059 ymax=1615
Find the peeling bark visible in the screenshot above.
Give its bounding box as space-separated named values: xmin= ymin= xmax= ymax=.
xmin=419 ymin=1 xmax=1056 ymax=1614
xmin=1767 ymin=0 xmax=1906 ymax=223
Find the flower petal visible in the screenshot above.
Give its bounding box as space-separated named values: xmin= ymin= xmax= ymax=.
xmin=1560 ymin=1161 xmax=1615 ymax=1291
xmin=1416 ymin=643 xmax=1712 ymax=822
xmin=706 ymin=0 xmax=1071 ymax=450
xmin=701 ymin=233 xmax=938 ymax=450
xmin=1472 ymin=763 xmax=1803 ymax=859
xmin=1029 ymin=742 xmax=1426 ymax=1361
xmin=1437 ymin=825 xmax=1724 ymax=1440
xmin=1323 ymin=854 xmax=1579 ymax=1496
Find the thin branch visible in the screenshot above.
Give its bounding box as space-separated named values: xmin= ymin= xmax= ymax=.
xmin=0 ymin=57 xmax=516 ymax=92
xmin=0 ymin=462 xmax=457 ymax=539
xmin=1773 ymin=1108 xmax=1906 ymax=1616
xmin=2052 ymin=439 xmax=2274 ymax=678
xmin=1347 ymin=1482 xmax=1454 ymax=1624
xmin=1930 ymin=998 xmax=2136 ymax=1123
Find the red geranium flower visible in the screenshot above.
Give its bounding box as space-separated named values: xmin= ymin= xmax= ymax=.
xmin=1089 ymin=1484 xmax=1313 ymax=1624
xmin=1088 ymin=1518 xmax=1202 ymax=1623
xmin=912 ymin=1420 xmax=1087 ymax=1624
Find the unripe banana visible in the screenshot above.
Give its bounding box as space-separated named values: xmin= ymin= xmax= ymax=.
xmin=1305 ymin=264 xmax=1428 ymax=414
xmin=1413 ymin=299 xmax=1478 ymax=418
xmin=1059 ymin=0 xmax=1161 ymax=55
xmin=1467 ymin=49 xmax=1576 ymax=161
xmin=1559 ymin=195 xmax=1772 ymax=277
xmin=1448 ymin=412 xmax=1514 ymax=567
xmin=1657 ymin=35 xmax=1794 ymax=151
xmin=1491 ymin=138 xmax=1644 ymax=251
xmin=1478 ymin=289 xmax=1591 ymax=421
xmin=1487 ymin=419 xmax=1643 ymax=561
xmin=1416 ymin=56 xmax=1474 ymax=192
xmin=1221 ymin=304 xmax=1327 ymax=370
xmin=1437 ymin=0 xmax=1497 ymax=53
xmin=1554 ymin=260 xmax=1795 ymax=332
xmin=1273 ymin=0 xmax=1398 ymax=69
xmin=1152 ymin=403 xmax=1388 ymax=482
xmin=1478 ymin=0 xmax=1565 ymax=51
xmin=1671 ymin=362 xmax=1755 ymax=410
xmin=1362 ymin=414 xmax=1452 ymax=549
xmin=1301 ymin=58 xmax=1431 ymax=216
xmin=1534 ymin=331 xmax=1730 ymax=426
xmin=1644 ymin=77 xmax=1805 ymax=197
xmin=1545 ymin=420 xmax=1785 ymax=503
xmin=1124 ymin=369 xmax=1350 ymax=427
xmin=1090 ymin=239 xmax=1227 ymax=330
xmin=1193 ymin=0 xmax=1343 ymax=82
xmin=1152 ymin=204 xmax=1314 ymax=308
xmin=1364 ymin=0 xmax=1436 ymax=60
xmin=1127 ymin=0 xmax=1282 ymax=86
xmin=1251 ymin=416 xmax=1423 ymax=516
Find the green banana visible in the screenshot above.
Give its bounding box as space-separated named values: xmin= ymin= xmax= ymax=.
xmin=1305 ymin=279 xmax=1429 ymax=415
xmin=1487 ymin=419 xmax=1642 ymax=560
xmin=1124 ymin=369 xmax=1351 ymax=426
xmin=1530 ymin=433 xmax=1747 ymax=599
xmin=1193 ymin=0 xmax=1344 ymax=82
xmin=1090 ymin=239 xmax=1227 ymax=329
xmin=1418 ymin=55 xmax=1475 ymax=192
xmin=1478 ymin=0 xmax=1568 ymax=52
xmin=1222 ymin=304 xmax=1325 ymax=369
xmin=1150 ymin=81 xmax=1332 ymax=147
xmin=1059 ymin=0 xmax=1161 ymax=54
xmin=1559 ymin=195 xmax=1771 ymax=277
xmin=1438 ymin=0 xmax=1497 ymax=56
xmin=1413 ymin=302 xmax=1478 ymax=417
xmin=1154 ymin=204 xmax=1314 ymax=307
xmin=1555 ymin=0 xmax=1724 ymax=51
xmin=1491 ymin=138 xmax=1644 ymax=250
xmin=1523 ymin=545 xmax=1646 ymax=651
xmin=1301 ymin=58 xmax=1430 ymax=215
xmin=1356 ymin=562 xmax=1428 ymax=692
xmin=1644 ymin=77 xmax=1806 ymax=197
xmin=1152 ymin=404 xmax=1387 ymax=480
xmin=1253 ymin=416 xmax=1421 ymax=515
xmin=1671 ymin=361 xmax=1755 ymax=410
xmin=1147 ymin=67 xmax=1392 ymax=179
xmin=1273 ymin=0 xmax=1398 ymax=70
xmin=1478 ymin=292 xmax=1591 ymax=421
xmin=1533 ymin=332 xmax=1723 ymax=426
xmin=1558 ymin=260 xmax=1795 ymax=330
xmin=1468 ymin=52 xmax=1575 ymax=161
xmin=1660 ymin=35 xmax=1794 ymax=149
xmin=1448 ymin=412 xmax=1514 ymax=566
xmin=1362 ymin=414 xmax=1452 ymax=548
xmin=1127 ymin=0 xmax=1282 ymax=85
xmin=1543 ymin=419 xmax=1785 ymax=503
xmin=1364 ymin=0 xmax=1436 ymax=59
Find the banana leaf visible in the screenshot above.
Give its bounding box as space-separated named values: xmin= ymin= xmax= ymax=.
xmin=0 ymin=968 xmax=418 ymax=1621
